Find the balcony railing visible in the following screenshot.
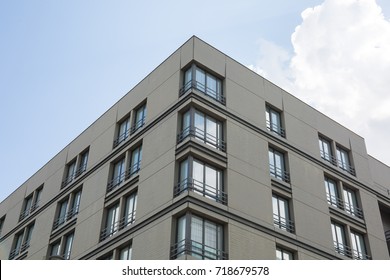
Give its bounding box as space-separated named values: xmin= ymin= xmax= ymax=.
xmin=327 ymin=194 xmax=364 ymax=219
xmin=61 ymin=164 xmax=87 ymax=188
xmin=266 ymin=120 xmax=285 ymax=138
xmin=106 ymin=162 xmax=141 ymax=193
xmin=174 ymin=178 xmax=227 ymax=205
xmin=52 ymin=205 xmax=80 ymax=230
xmin=177 ymin=126 xmax=226 ymax=152
xmin=100 ymin=211 xmax=136 ymax=241
xmin=320 ymin=151 xmax=337 ymax=165
xmin=337 ymin=160 xmax=356 ymax=176
xmin=269 ymin=164 xmax=290 ymax=183
xmin=19 ymin=201 xmax=40 ymax=221
xmin=180 ymin=80 xmax=225 ymax=105
xmin=9 ymin=241 xmax=30 ymax=260
xmin=273 ymin=214 xmax=295 ymax=233
xmin=333 ymin=242 xmax=371 ymax=260
xmin=171 ymin=239 xmax=228 ymax=260
xmin=113 ymin=117 xmax=146 ymax=148
xmin=385 ymin=230 xmax=390 ymax=242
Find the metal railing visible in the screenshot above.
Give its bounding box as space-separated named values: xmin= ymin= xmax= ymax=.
xmin=106 ymin=162 xmax=141 ymax=193
xmin=171 ymin=239 xmax=228 ymax=260
xmin=333 ymin=242 xmax=371 ymax=260
xmin=9 ymin=241 xmax=30 ymax=260
xmin=320 ymin=151 xmax=337 ymax=165
xmin=177 ymin=126 xmax=226 ymax=152
xmin=52 ymin=205 xmax=80 ymax=230
xmin=269 ymin=164 xmax=290 ymax=183
xmin=273 ymin=214 xmax=295 ymax=233
xmin=385 ymin=230 xmax=390 ymax=242
xmin=266 ymin=120 xmax=285 ymax=138
xmin=174 ymin=178 xmax=227 ymax=205
xmin=327 ymin=194 xmax=364 ymax=219
xmin=61 ymin=164 xmax=87 ymax=187
xmin=100 ymin=211 xmax=136 ymax=241
xmin=337 ymin=160 xmax=356 ymax=176
xmin=19 ymin=201 xmax=40 ymax=221
xmin=113 ymin=117 xmax=146 ymax=148
xmin=180 ymin=80 xmax=225 ymax=105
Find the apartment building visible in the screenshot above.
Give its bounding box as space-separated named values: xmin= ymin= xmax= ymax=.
xmin=0 ymin=36 xmax=389 ymax=260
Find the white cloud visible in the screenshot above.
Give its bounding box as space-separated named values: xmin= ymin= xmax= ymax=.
xmin=251 ymin=0 xmax=390 ymax=166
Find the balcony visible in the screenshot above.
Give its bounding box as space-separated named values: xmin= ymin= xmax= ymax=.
xmin=52 ymin=205 xmax=80 ymax=230
xmin=170 ymin=239 xmax=228 ymax=260
xmin=273 ymin=214 xmax=295 ymax=233
xmin=320 ymin=151 xmax=337 ymax=166
xmin=333 ymin=242 xmax=371 ymax=260
xmin=61 ymin=164 xmax=87 ymax=188
xmin=100 ymin=212 xmax=136 ymax=241
xmin=269 ymin=164 xmax=290 ymax=183
xmin=327 ymin=194 xmax=364 ymax=219
xmin=174 ymin=178 xmax=227 ymax=205
xmin=180 ymin=80 xmax=225 ymax=105
xmin=177 ymin=126 xmax=226 ymax=152
xmin=9 ymin=241 xmax=30 ymax=260
xmin=19 ymin=201 xmax=39 ymax=221
xmin=113 ymin=117 xmax=146 ymax=148
xmin=266 ymin=120 xmax=285 ymax=138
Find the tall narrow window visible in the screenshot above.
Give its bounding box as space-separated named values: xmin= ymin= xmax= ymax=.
xmin=76 ymin=150 xmax=89 ymax=176
xmin=182 ymin=65 xmax=224 ymax=104
xmin=331 ymin=221 xmax=349 ymax=257
xmin=276 ymin=247 xmax=294 ymax=260
xmin=272 ymin=195 xmax=294 ymax=233
xmin=114 ymin=117 xmax=130 ymax=147
xmin=132 ymin=104 xmax=146 ymax=133
xmin=0 ymin=215 xmax=5 ymax=237
xmin=20 ymin=186 xmax=43 ymax=221
xmin=343 ymin=187 xmax=362 ymax=218
xmin=63 ymin=232 xmax=74 ymax=260
xmin=53 ymin=188 xmax=82 ymax=230
xmin=324 ymin=177 xmax=341 ymax=208
xmin=108 ymin=158 xmax=126 ymax=190
xmin=268 ymin=147 xmax=289 ymax=183
xmin=9 ymin=223 xmax=34 ymax=259
xmin=176 ymin=157 xmax=226 ymax=204
xmin=119 ymin=244 xmax=132 ymax=260
xmin=102 ymin=203 xmax=120 ymax=240
xmin=266 ymin=106 xmax=285 ymax=137
xmin=129 ymin=145 xmax=142 ymax=177
xmin=319 ymin=136 xmax=335 ymax=164
xmin=64 ymin=160 xmax=77 ymax=185
xmin=123 ymin=192 xmax=137 ymax=227
xmin=172 ymin=214 xmax=226 ymax=260
xmin=336 ymin=146 xmax=355 ymax=175
xmin=350 ymin=231 xmax=368 ymax=259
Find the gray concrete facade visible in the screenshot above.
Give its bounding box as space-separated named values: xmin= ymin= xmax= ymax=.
xmin=1 ymin=36 xmax=389 ymax=260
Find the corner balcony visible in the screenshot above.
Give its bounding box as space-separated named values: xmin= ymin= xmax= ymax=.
xmin=170 ymin=239 xmax=228 ymax=260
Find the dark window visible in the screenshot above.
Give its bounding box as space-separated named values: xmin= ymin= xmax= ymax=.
xmin=9 ymin=222 xmax=34 ymax=259
xmin=268 ymin=147 xmax=289 ymax=183
xmin=266 ymin=106 xmax=285 ymax=137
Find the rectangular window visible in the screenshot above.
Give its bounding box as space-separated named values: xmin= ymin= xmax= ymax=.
xmin=129 ymin=145 xmax=142 ymax=177
xmin=182 ymin=65 xmax=224 ymax=104
xmin=114 ymin=117 xmax=130 ymax=147
xmin=119 ymin=244 xmax=132 ymax=260
xmin=319 ymin=136 xmax=335 ymax=164
xmin=0 ymin=215 xmax=5 ymax=237
xmin=100 ymin=192 xmax=137 ymax=242
xmin=176 ymin=157 xmax=226 ymax=204
xmin=132 ymin=103 xmax=147 ymax=133
xmin=62 ymin=149 xmax=89 ymax=186
xmin=276 ymin=247 xmax=294 ymax=260
xmin=336 ymin=146 xmax=355 ymax=175
xmin=331 ymin=221 xmax=349 ymax=257
xmin=266 ymin=106 xmax=285 ymax=137
xmin=172 ymin=214 xmax=226 ymax=260
xmin=178 ymin=109 xmax=225 ymax=151
xmin=272 ymin=195 xmax=294 ymax=233
xmin=343 ymin=187 xmax=363 ymax=218
xmin=108 ymin=158 xmax=126 ymax=191
xmin=268 ymin=147 xmax=289 ymax=183
xmin=350 ymin=231 xmax=368 ymax=259
xmin=49 ymin=231 xmax=74 ymax=260
xmin=53 ymin=188 xmax=82 ymax=230
xmin=19 ymin=186 xmax=43 ymax=221
xmin=9 ymin=222 xmax=34 ymax=259
xmin=76 ymin=149 xmax=89 ymax=176
xmin=324 ymin=177 xmax=342 ymax=208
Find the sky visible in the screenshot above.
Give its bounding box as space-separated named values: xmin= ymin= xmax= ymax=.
xmin=1 ymin=0 xmax=389 ymax=203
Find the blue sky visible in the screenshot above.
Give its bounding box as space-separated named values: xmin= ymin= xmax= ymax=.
xmin=1 ymin=0 xmax=389 ymax=202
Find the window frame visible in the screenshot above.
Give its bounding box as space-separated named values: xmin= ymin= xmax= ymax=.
xmin=266 ymin=105 xmax=285 ymax=137
xmin=276 ymin=246 xmax=294 ymax=260
xmin=9 ymin=222 xmax=35 ymax=259
xmin=268 ymin=147 xmax=290 ymax=183
xmin=52 ymin=188 xmax=82 ymax=230
xmin=272 ymin=194 xmax=294 ymax=233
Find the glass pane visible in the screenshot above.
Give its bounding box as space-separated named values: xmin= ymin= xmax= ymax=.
xmin=195 ymin=68 xmax=206 ymax=92
xmin=182 ymin=110 xmax=191 ymax=137
xmin=206 ymin=117 xmax=217 ymax=146
xmin=58 ymin=200 xmax=68 ymax=223
xmin=179 ymin=159 xmax=189 ymax=188
xmin=205 ymin=166 xmax=217 ymax=198
xmin=119 ymin=245 xmax=132 ymax=260
xmin=72 ymin=191 xmax=82 ymax=213
xmin=276 ymin=248 xmax=282 ymax=260
xmin=106 ymin=204 xmax=119 ymax=234
xmin=206 ymin=74 xmax=217 ymax=98
xmin=63 ymin=233 xmax=74 ymax=260
xmin=193 ymin=161 xmax=204 ymax=195
xmin=125 ymin=193 xmax=137 ymax=225
xmin=50 ymin=242 xmax=61 ymax=256
xmin=184 ymin=68 xmax=192 ymax=86
xmin=191 ymin=216 xmax=203 ymax=256
xmin=194 ymin=111 xmax=205 ymax=139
